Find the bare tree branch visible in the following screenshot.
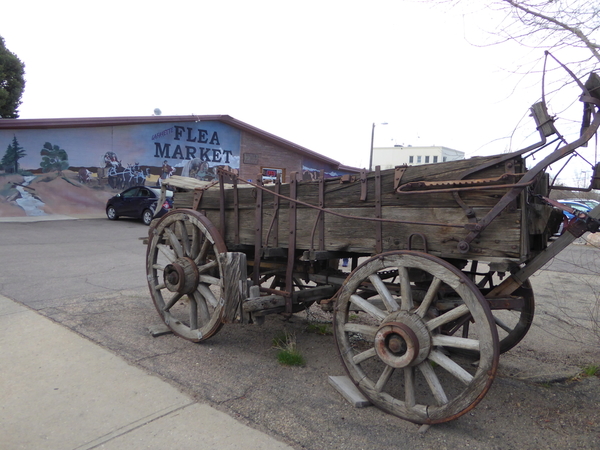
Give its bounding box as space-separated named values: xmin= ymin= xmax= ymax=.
xmin=502 ymin=0 xmax=600 ymax=63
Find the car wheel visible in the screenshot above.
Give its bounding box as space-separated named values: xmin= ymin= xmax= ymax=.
xmin=142 ymin=209 xmax=154 ymax=226
xmin=106 ymin=206 xmax=119 ymax=220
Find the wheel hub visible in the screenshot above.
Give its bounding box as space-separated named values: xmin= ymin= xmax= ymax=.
xmin=374 ymin=311 xmax=431 ymax=368
xmin=163 ymin=257 xmax=199 ymax=295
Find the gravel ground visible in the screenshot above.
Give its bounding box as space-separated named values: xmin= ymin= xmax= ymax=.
xmin=1 ymin=219 xmax=599 ymax=449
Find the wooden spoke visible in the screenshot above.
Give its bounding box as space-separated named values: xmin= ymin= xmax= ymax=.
xmin=195 ymin=237 xmax=211 ymax=266
xmin=428 ymin=350 xmax=474 ymax=385
xmin=432 ymin=334 xmax=480 ymax=351
xmin=352 ymin=347 xmax=377 ymax=364
xmin=368 ymin=274 xmax=400 ymax=313
xmin=460 ymin=268 xmax=535 ymax=355
xmin=175 ymin=220 xmax=191 ymax=257
xmin=333 ymin=251 xmax=498 ymax=424
xmin=404 ymin=367 xmax=416 ymax=408
xmin=157 ymin=243 xmax=176 ymax=263
xmin=199 ymin=274 xmax=222 ymax=286
xmin=188 ymin=294 xmax=198 ymax=330
xmin=190 ymin=225 xmax=201 ymax=259
xmin=147 ymin=210 xmax=227 ymax=342
xmin=426 ymin=304 xmax=470 ymax=330
xmin=192 ymin=290 xmax=211 ymax=325
xmin=350 ymin=294 xmax=387 ymax=321
xmin=197 ymin=260 xmax=219 ymax=274
xmin=494 ymin=315 xmax=514 ymax=333
xmin=415 ymin=277 xmax=443 ymax=318
xmin=343 ymin=323 xmax=378 ymax=341
xmin=162 ymin=292 xmax=183 ymax=312
xmin=399 ymin=267 xmax=413 ymax=310
xmin=164 ymin=227 xmax=184 ymax=259
xmin=418 ymin=361 xmax=448 ymax=406
xmin=197 ymin=283 xmax=219 ymax=308
xmin=375 ymin=365 xmax=394 ymax=392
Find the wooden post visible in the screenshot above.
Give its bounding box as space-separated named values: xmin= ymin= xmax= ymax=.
xmin=218 ymin=171 xmax=226 ymax=240
xmin=319 ymin=169 xmax=325 ymax=251
xmin=375 ymin=166 xmax=382 ymax=254
xmin=253 ymin=176 xmax=263 ymax=286
xmin=273 ymin=179 xmax=280 ymax=247
xmin=285 ymin=172 xmax=298 ymax=315
xmin=233 ymin=177 xmax=239 ymax=245
xmin=218 ymin=252 xmax=248 ymax=323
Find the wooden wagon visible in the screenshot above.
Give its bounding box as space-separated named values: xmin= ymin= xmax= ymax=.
xmin=145 ymin=70 xmax=600 ymax=425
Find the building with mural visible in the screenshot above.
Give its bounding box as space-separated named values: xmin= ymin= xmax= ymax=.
xmin=0 ymin=115 xmax=359 ymax=218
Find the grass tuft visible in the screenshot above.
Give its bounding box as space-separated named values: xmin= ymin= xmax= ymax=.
xmin=581 ymin=364 xmax=599 ymax=377
xmin=306 ymin=323 xmax=332 ymax=335
xmin=272 ymin=331 xmax=305 ymax=367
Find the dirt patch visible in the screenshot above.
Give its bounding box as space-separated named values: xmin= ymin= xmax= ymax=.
xmin=33 ymin=172 xmax=112 ymax=215
xmin=0 ymin=171 xmax=115 ymax=217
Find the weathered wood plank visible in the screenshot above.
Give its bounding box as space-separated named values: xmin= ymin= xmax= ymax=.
xmin=218 ymin=252 xmax=247 ymax=323
xmin=175 ymin=156 xmax=524 ymax=211
xmin=170 ymin=154 xmax=537 ymax=261
xmin=200 ymin=205 xmax=522 ymax=260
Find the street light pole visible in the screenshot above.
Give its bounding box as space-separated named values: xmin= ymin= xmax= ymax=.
xmin=369 ymin=122 xmax=387 ymax=171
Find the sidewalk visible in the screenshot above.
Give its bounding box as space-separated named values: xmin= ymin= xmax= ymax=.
xmin=0 ymin=295 xmax=294 ymax=450
xmin=0 ymin=212 xmax=106 ymax=223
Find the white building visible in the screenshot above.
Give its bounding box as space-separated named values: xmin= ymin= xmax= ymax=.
xmin=372 ymin=145 xmax=465 ymax=170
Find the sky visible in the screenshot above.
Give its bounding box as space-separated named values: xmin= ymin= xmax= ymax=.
xmin=1 ymin=0 xmax=596 ymax=183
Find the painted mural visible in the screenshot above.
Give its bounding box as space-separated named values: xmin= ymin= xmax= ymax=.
xmin=301 ymin=159 xmax=349 ymax=181
xmin=0 ymin=121 xmax=241 ymax=218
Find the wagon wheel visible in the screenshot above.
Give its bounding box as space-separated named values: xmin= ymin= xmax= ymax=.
xmin=147 ymin=209 xmax=227 ymax=342
xmin=333 ymin=251 xmax=499 ymax=424
xmin=460 ymin=265 xmax=535 ymax=355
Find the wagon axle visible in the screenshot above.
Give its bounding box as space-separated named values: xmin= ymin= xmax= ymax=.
xmin=163 ymin=258 xmax=199 ymax=295
xmin=375 ymin=311 xmax=432 ymax=369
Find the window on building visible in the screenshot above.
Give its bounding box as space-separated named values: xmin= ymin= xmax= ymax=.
xmin=425 ymin=156 xmax=430 ymax=163
xmin=443 ymin=157 xmax=447 ymax=162
xmin=417 ymin=156 xmax=422 ymax=163
xmin=409 ymin=156 xmax=414 ymax=163
xmin=433 ymin=156 xmax=438 ymax=163
xmin=261 ymin=167 xmax=285 ymax=184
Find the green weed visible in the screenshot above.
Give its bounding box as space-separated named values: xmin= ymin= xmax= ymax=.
xmin=272 ymin=332 xmax=305 ymax=367
xmin=581 ymin=364 xmax=599 ymax=377
xmin=306 ymin=323 xmax=332 ymax=335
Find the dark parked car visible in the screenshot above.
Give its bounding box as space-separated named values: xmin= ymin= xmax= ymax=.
xmin=561 ymin=198 xmax=599 ymax=210
xmin=106 ymin=186 xmax=173 ymax=225
xmin=555 ymin=199 xmax=592 ymax=235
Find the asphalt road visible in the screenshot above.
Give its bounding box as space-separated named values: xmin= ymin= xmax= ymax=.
xmin=1 ymin=217 xmax=599 ymax=449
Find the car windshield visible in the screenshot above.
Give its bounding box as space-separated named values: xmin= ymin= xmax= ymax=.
xmin=580 ymin=200 xmax=599 ymax=209
xmin=148 ymin=187 xmax=173 ymax=198
xmin=561 ymin=202 xmax=590 ymax=212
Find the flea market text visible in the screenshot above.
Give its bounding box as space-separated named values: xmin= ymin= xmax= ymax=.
xmin=153 ymin=126 xmax=233 ymax=163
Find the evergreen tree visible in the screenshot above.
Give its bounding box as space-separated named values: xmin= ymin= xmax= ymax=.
xmin=1 ymin=135 xmax=26 ymax=173
xmin=0 ymin=36 xmax=26 ymax=118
